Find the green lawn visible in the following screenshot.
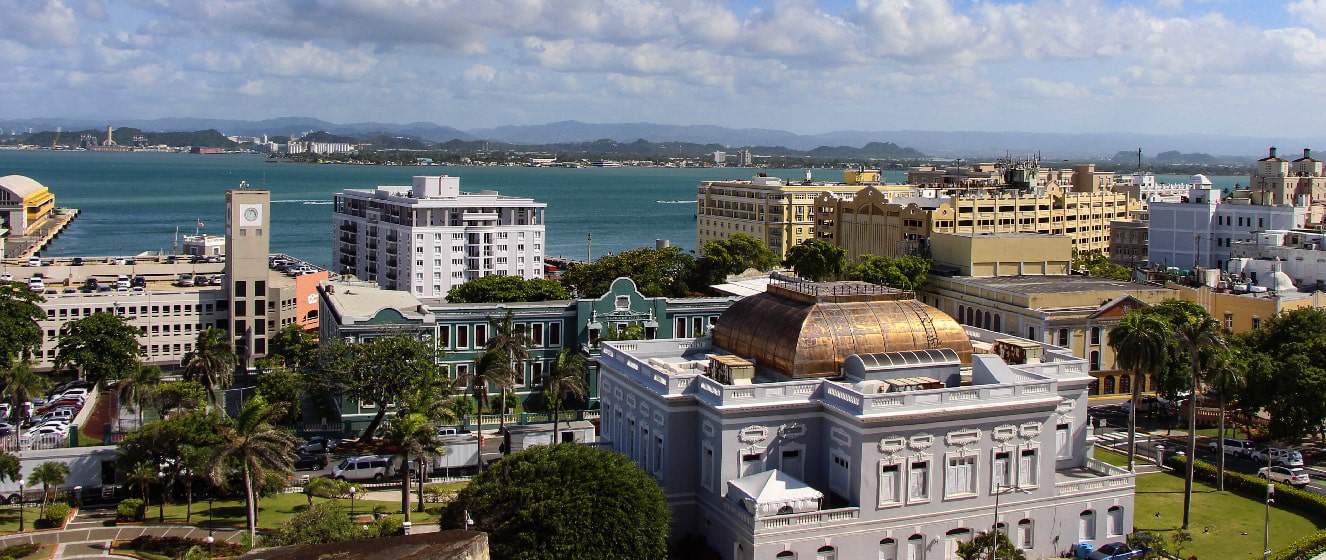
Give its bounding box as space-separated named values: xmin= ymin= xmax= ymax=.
xmin=143 ymin=492 xmax=441 ymax=530
xmin=1095 ymin=448 xmax=1131 ymax=468
xmin=0 ymin=504 xmax=58 ymax=534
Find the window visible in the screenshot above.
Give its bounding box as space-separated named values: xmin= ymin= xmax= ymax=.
xmin=548 ymin=322 xmax=562 ymax=346
xmin=474 ymin=324 xmax=487 ymax=347
xmin=530 ymin=362 xmax=544 ymax=387
xmin=945 ymin=455 xmax=977 ymax=498
xmin=830 ymin=453 xmax=850 ymax=497
xmin=907 ymin=460 xmax=930 ymax=502
xmin=815 ymin=546 xmax=836 ymax=560
xmin=878 ymin=462 xmax=901 ymax=507
xmin=879 ymin=539 xmax=897 ymax=560
xmin=1090 ymin=326 xmax=1100 ymax=345
xmin=1079 ymin=510 xmax=1096 ymax=540
xmin=653 ymin=435 xmax=663 ymax=477
xmin=776 ymin=553 xmax=795 ymax=560
xmin=1252 ymin=317 xmax=1261 ymax=329
xmin=675 ymin=317 xmax=687 ymax=337
xmin=1019 ymin=448 xmax=1038 ymax=487
xmin=1089 ymin=350 xmax=1100 ymax=370
xmin=1107 ymin=506 xmax=1124 ymax=536
xmin=992 ymin=451 xmax=1012 ymax=491
xmin=702 ymin=444 xmax=715 ymax=491
xmin=1016 ymin=519 xmax=1033 ymax=549
xmin=906 ymin=535 xmax=925 ymax=560
xmin=1224 ymin=313 xmax=1234 ymax=330
xmin=743 ymin=452 xmax=764 ymax=477
xmin=234 ymin=281 xmax=246 ymax=297
xmin=456 ymin=325 xmax=470 ymax=348
xmin=440 ymin=326 xmax=451 ymax=349
xmin=531 ymin=323 xmax=544 ymax=346
xmin=1056 ymin=423 xmax=1071 ymax=459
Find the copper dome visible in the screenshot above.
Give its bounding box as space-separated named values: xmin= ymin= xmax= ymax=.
xmin=713 ymin=279 xmax=973 ymax=379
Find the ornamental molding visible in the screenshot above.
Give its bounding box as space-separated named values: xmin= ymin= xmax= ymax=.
xmin=992 ymin=425 xmax=1017 ymax=443
xmin=908 ymin=434 xmax=934 ymax=451
xmin=878 ymin=437 xmax=907 ymax=457
xmin=946 ymin=429 xmax=982 ymax=450
xmin=738 ymin=425 xmax=771 ymax=445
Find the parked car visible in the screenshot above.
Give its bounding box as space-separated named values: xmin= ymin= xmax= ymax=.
xmin=26 ymin=424 xmax=68 ymax=438
xmin=1088 ymin=542 xmax=1150 ymax=559
xmin=299 ymin=436 xmax=339 ymax=454
xmin=59 ymin=388 xmax=89 ymax=400
xmin=48 ymin=380 xmax=92 ymax=398
xmin=1251 ymin=448 xmax=1306 ymax=468
xmin=1207 ymin=438 xmax=1255 ymax=458
xmin=293 ymin=452 xmax=328 ymax=471
xmin=25 ymin=257 xmax=40 ymax=267
xmin=1259 ymin=466 xmax=1311 ymax=487
xmin=33 ymin=408 xmax=74 ymax=425
xmin=71 ymin=257 xmax=83 ymax=266
xmin=331 ymin=455 xmax=394 ymax=482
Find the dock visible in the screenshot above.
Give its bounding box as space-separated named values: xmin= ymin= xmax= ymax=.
xmin=4 ymin=207 xmax=79 ymax=262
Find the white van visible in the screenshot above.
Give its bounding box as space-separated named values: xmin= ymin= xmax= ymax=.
xmin=330 ymin=455 xmax=395 ymax=482
xmin=27 ymin=276 xmax=44 ymax=292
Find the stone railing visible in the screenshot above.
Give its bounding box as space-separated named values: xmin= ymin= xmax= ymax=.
xmin=1055 ymin=473 xmax=1133 ymax=496
xmin=692 ymin=376 xmax=820 ymax=408
xmin=755 ymin=507 xmax=861 ymax=534
xmin=823 ymin=380 xmax=1057 ymax=417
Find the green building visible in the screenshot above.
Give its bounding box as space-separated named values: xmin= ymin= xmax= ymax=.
xmin=318 ymin=277 xmax=738 ymax=432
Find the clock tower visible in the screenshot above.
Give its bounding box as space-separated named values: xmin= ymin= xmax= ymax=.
xmin=225 ymin=184 xmax=270 ymax=369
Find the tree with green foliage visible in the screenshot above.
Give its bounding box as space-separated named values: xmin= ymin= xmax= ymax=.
xmin=382 ymin=412 xmax=444 ymax=522
xmin=0 ymin=282 xmax=43 ymax=366
xmin=27 ymin=462 xmax=68 ymax=515
xmin=485 ymin=312 xmax=531 ymax=434
xmin=445 ymin=444 xmax=669 ymax=560
xmin=313 ymin=335 xmax=442 ymax=442
xmin=180 ymin=327 xmax=237 ymax=407
xmin=602 ymin=323 xmax=645 ymax=342
xmin=782 ymin=239 xmax=846 ymax=281
xmin=118 ymin=410 xmax=229 ymax=520
xmin=559 ymin=246 xmax=695 ymax=297
xmin=303 ymin=477 xmax=350 ymax=508
xmin=117 ymin=364 xmax=162 ymax=428
xmin=54 ymin=312 xmax=140 ymax=383
xmin=152 ymin=381 xmax=208 ymax=417
xmin=846 ymin=254 xmax=931 ymax=290
xmin=0 ymin=360 xmax=47 ymax=425
xmin=256 ymin=363 xmax=304 ymax=425
xmin=1108 ymin=311 xmax=1171 ymax=472
xmin=262 ymin=502 xmax=369 ymax=547
xmin=545 ymin=348 xmax=589 ymax=436
xmin=1172 ymin=308 xmax=1224 ymax=529
xmin=0 ymin=451 xmax=20 ymax=488
xmin=209 ymin=396 xmax=297 ymax=542
xmin=124 ymin=461 xmax=156 ymax=511
xmin=459 ymin=350 xmax=516 ymax=473
xmin=1073 ymin=249 xmax=1132 ymax=281
xmin=957 ymin=531 xmax=1026 ymax=560
xmin=694 ymin=233 xmax=778 ymax=286
xmin=1233 ymin=307 xmax=1326 ymax=442
xmin=1205 ymin=347 xmax=1246 ymax=491
xmin=446 ymin=275 xmax=569 ymax=303
xmin=267 ymin=324 xmax=318 ymax=370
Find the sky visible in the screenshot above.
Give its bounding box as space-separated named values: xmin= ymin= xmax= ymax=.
xmin=3 ymin=0 xmax=1326 ymax=136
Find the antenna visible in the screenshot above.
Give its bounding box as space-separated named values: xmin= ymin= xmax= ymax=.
xmin=1137 ymin=148 xmax=1143 ymax=172
xmin=587 ymin=233 xmax=593 ymax=262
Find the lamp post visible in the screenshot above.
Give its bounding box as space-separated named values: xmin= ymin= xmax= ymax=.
xmin=205 ymin=534 xmax=214 ymax=556
xmin=990 ymin=483 xmax=1031 ymax=560
xmin=349 ymin=485 xmax=358 ymax=518
xmin=17 ymin=482 xmax=24 ymax=533
xmin=1264 ymin=449 xmax=1275 ymax=559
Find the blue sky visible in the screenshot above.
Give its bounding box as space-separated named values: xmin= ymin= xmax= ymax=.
xmin=3 ymin=0 xmax=1325 ymax=136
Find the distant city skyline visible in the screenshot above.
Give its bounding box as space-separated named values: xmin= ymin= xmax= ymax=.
xmin=4 ymin=1 xmax=1326 ymax=136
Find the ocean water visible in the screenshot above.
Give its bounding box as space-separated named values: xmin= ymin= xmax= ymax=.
xmin=0 ymin=150 xmax=1245 ymax=268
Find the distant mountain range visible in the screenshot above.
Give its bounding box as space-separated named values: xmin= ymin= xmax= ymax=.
xmin=1 ymin=116 xmax=1318 ymax=159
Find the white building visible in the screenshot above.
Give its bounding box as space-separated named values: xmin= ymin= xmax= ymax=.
xmin=332 ymin=176 xmax=547 ymax=298
xmin=1147 ymin=175 xmax=1307 ymax=270
xmin=1228 ymin=229 xmax=1326 ymax=292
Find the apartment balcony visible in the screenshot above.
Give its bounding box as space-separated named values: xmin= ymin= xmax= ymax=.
xmin=1054 ymin=457 xmax=1134 ymax=497
xmin=367 ymin=242 xmax=379 ymax=251
xmin=339 ymin=223 xmax=358 ymax=233
xmin=386 ymin=232 xmax=399 ymax=242
xmin=386 ymin=245 xmax=398 ymax=256
xmin=720 ymin=498 xmax=860 ymax=536
xmin=339 ymin=233 xmax=357 ymax=244
xmin=387 ymin=258 xmax=398 ymax=268
xmin=386 ymin=272 xmax=398 ymax=281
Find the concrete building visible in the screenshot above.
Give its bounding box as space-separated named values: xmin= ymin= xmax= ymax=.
xmin=1148 ymin=175 xmax=1307 ymax=270
xmin=226 ymin=188 xmax=271 ymax=367
xmin=1230 ymin=229 xmax=1326 ymax=291
xmin=0 ymin=175 xmax=56 ymax=236
xmin=696 ymin=173 xmax=916 ymax=258
xmin=1166 ymin=279 xmax=1326 ymax=334
xmin=1249 ymin=147 xmax=1326 ymax=210
xmin=182 ymin=234 xmax=225 ymax=257
xmin=318 ymin=276 xmax=737 ymax=432
xmin=332 ymin=176 xmax=546 ymax=298
xmin=1108 ymin=220 xmax=1148 ymax=267
xmin=598 ymin=276 xmax=1133 ymax=560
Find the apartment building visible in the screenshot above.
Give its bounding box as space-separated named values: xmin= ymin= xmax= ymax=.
xmin=1230 ymin=229 xmax=1326 ymax=291
xmin=332 ymin=176 xmax=546 ymax=298
xmin=815 ymin=184 xmax=1137 ymax=259
xmin=1249 ymin=147 xmax=1326 ymax=210
xmin=1108 ymin=220 xmax=1148 ymax=267
xmin=598 ymin=276 xmax=1133 ymax=560
xmin=1148 ymin=175 xmax=1307 ymax=270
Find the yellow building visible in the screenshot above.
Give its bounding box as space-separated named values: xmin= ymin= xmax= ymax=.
xmin=920 ymin=232 xmax=1176 ymax=397
xmin=695 ymin=172 xmax=914 ymax=257
xmin=842 ymin=168 xmax=881 ymax=185
xmin=815 ymin=184 xmax=1138 ymax=259
xmin=1167 ymin=281 xmax=1326 ymax=333
xmin=0 ymin=175 xmax=55 ymax=236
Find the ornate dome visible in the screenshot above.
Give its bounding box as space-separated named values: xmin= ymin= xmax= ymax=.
xmin=713 ymin=278 xmax=973 ymax=379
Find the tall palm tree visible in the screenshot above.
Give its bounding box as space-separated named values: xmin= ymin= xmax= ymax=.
xmin=460 ymin=350 xmax=516 ymax=473
xmin=181 ymin=328 xmax=237 ymax=408
xmin=0 ymin=359 xmax=47 ymax=427
xmin=27 ymin=462 xmax=68 ymax=516
xmin=1107 ymin=312 xmax=1171 ymax=472
xmin=485 ymin=311 xmax=531 ymax=434
xmin=544 ymin=348 xmax=589 ymax=437
xmin=382 ymin=412 xmax=445 ymax=523
xmin=1205 ymin=348 xmax=1246 ymax=492
xmin=117 ymin=364 xmax=162 ymax=428
xmin=126 ymin=460 xmax=156 ymax=510
xmin=208 ymin=396 xmax=297 ymax=542
xmin=1175 ymin=312 xmax=1225 ymax=529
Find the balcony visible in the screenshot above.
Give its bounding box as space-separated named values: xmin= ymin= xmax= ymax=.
xmin=386 ymin=233 xmax=399 ymax=242
xmin=386 ymin=245 xmax=398 ymax=256
xmin=1054 ymin=458 xmax=1134 ymax=497
xmin=339 ymin=223 xmax=357 ymax=232
xmin=339 ymin=233 xmax=357 ymax=244
xmin=720 ymin=498 xmax=860 ymax=536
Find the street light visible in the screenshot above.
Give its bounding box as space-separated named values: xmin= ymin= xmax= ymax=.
xmin=1264 ymin=448 xmax=1275 ymax=560
xmin=990 ymin=483 xmax=1031 ymax=560
xmin=17 ymin=482 xmax=24 ymax=533
xmin=205 ymin=533 xmax=214 ymax=556
xmin=349 ymin=485 xmax=358 ymax=518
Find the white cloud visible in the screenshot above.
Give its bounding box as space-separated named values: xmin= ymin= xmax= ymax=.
xmin=1019 ymin=77 xmax=1089 ymax=99
xmin=0 ymin=0 xmax=80 ymax=47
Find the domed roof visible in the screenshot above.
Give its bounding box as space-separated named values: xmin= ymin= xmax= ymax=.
xmin=713 ymin=279 xmax=973 ymax=379
xmin=1271 ymin=270 xmax=1296 ymax=292
xmin=0 ymin=175 xmax=48 ymax=200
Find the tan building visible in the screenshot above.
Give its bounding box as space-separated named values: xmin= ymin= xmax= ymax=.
xmin=920 ymin=232 xmax=1176 ymax=397
xmin=815 ymin=184 xmax=1137 ymax=259
xmin=696 ymin=173 xmax=914 ymax=257
xmin=1249 ymin=147 xmax=1326 ymax=208
xmin=1108 ymin=219 xmax=1148 ymax=266
xmin=1167 ymin=281 xmax=1326 ymax=333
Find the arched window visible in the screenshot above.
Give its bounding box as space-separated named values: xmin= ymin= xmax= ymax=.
xmin=776 ymin=505 xmax=794 ymax=515
xmin=906 ymin=535 xmax=925 ymax=560
xmin=1107 ymin=506 xmax=1125 ymax=536
xmin=983 ymin=311 xmax=991 ymax=329
xmin=776 ymin=552 xmax=796 ymax=560
xmin=1088 ymin=379 xmax=1099 ymax=395
xmin=1016 ymin=519 xmax=1033 ymax=549
xmin=1079 ymin=510 xmax=1097 ymax=540
xmin=993 ymin=314 xmax=1001 ymax=332
xmin=815 ymin=546 xmax=836 ymax=560
xmin=879 ymin=538 xmax=897 ymax=560
xmin=1090 ymin=350 xmax=1100 ymax=371
xmin=967 ymin=307 xmax=975 ymax=325
xmin=957 ymin=305 xmax=965 ymax=324
xmin=1119 ymin=374 xmax=1131 ymax=395
xmin=1103 ymin=376 xmax=1115 ymax=394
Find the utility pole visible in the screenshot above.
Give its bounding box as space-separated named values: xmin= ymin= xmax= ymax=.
xmin=586 ymin=233 xmax=593 ymax=262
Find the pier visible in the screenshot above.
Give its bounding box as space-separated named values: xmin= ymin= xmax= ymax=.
xmin=5 ymin=207 xmax=79 ymax=262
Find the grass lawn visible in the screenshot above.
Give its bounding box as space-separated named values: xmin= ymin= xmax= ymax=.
xmin=1130 ymin=461 xmax=1325 ymax=559
xmin=1194 ymin=427 xmax=1253 ymax=440
xmin=1095 ymin=448 xmax=1131 ymax=468
xmin=144 ymin=492 xmax=441 ymax=530
xmin=0 ymin=504 xmax=59 ymax=534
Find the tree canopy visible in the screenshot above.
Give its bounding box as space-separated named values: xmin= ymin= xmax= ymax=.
xmin=268 ymin=324 xmax=318 ymax=370
xmin=55 ymin=312 xmax=141 ymax=383
xmin=560 ymin=246 xmax=694 ymax=297
xmin=0 ymin=282 xmax=43 ymax=366
xmin=846 ymin=254 xmax=931 ymax=290
xmin=782 ymin=239 xmax=846 ymax=281
xmin=694 ymin=233 xmax=777 ymax=286
xmin=313 ymin=335 xmax=444 ymax=440
xmin=447 ymin=275 xmax=569 ymax=303
xmin=445 ymin=444 xmax=669 ymax=560
xmin=1233 ymin=307 xmax=1326 ymax=439
xmin=1073 ymin=249 xmax=1132 ymax=281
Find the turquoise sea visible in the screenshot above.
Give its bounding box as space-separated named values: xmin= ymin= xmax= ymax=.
xmin=0 ymin=150 xmax=1245 ymax=268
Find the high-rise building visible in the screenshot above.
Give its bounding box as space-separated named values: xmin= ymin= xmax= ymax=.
xmin=1148 ymin=175 xmax=1306 ymax=270
xmin=225 ymin=186 xmax=271 ymax=367
xmin=332 ymin=176 xmax=546 ymax=298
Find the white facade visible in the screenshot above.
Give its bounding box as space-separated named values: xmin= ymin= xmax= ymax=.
xmin=1148 ymin=176 xmax=1307 ymax=270
xmin=1229 ymin=229 xmax=1326 ymax=291
xmin=332 ymin=176 xmax=547 ymax=298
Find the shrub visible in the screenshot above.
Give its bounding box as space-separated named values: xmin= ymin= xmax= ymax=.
xmin=36 ymin=503 xmax=70 ymax=529
xmin=126 ymin=536 xmax=244 ymax=558
xmin=262 ymin=503 xmax=370 ymax=547
xmin=371 ymin=504 xmax=388 ymax=518
xmin=117 ymin=498 xmax=145 ymax=521
xmin=1271 ymin=530 xmax=1326 ymax=560
xmin=1164 ymin=455 xmax=1326 ymax=517
xmin=372 ymin=515 xmax=403 ymax=537
xmin=0 ymin=543 xmax=39 ymax=559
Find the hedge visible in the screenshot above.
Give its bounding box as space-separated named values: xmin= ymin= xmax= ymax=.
xmin=1165 ymin=455 xmax=1326 ymax=560
xmin=36 ymin=503 xmax=69 ymax=529
xmin=0 ymin=543 xmax=39 ymax=560
xmin=116 ymin=498 xmax=145 ymax=521
xmin=125 ymin=535 xmax=245 ymax=558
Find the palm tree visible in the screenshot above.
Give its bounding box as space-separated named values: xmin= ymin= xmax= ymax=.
xmin=181 ymin=328 xmax=237 ymax=408
xmin=544 ymin=348 xmax=589 ymax=437
xmin=382 ymin=412 xmax=445 ymax=523
xmin=180 ymin=445 xmax=214 ymax=523
xmin=27 ymin=462 xmax=68 ymax=516
xmin=1174 ymin=312 xmax=1225 ymax=529
xmin=1107 ymin=312 xmax=1171 ymax=472
xmin=208 ymin=396 xmax=297 ymax=542
xmin=484 ymin=312 xmax=531 ymax=434
xmin=126 ymin=460 xmax=156 ymax=510
xmin=117 ymin=364 xmax=162 ymax=428
xmin=460 ymin=350 xmax=516 ymax=473
xmin=0 ymin=359 xmax=47 ymax=427
xmin=1205 ymin=348 xmax=1246 ymax=492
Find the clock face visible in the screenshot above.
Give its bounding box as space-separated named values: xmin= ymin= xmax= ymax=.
xmin=239 ymin=204 xmax=263 ymax=227
xmin=306 ymin=293 xmax=317 ymax=305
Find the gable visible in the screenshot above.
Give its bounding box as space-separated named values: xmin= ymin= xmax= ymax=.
xmin=1090 ymin=294 xmax=1147 ymax=320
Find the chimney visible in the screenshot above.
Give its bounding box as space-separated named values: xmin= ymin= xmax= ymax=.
xmin=1270 ymin=146 xmax=1278 ymax=159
